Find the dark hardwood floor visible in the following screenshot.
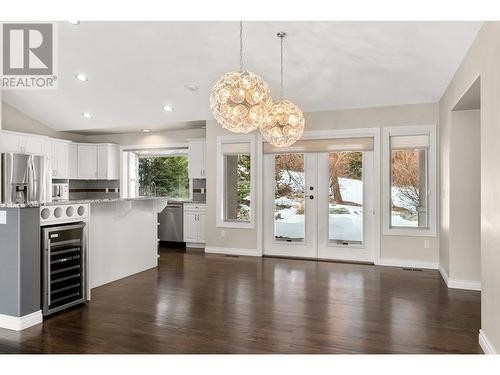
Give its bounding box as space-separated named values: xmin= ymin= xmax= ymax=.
xmin=0 ymin=248 xmax=481 ymax=354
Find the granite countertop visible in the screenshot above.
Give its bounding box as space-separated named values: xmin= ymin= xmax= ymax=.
xmin=166 ymin=199 xmax=206 ymax=204
xmin=0 ymin=197 xmax=168 ymax=208
xmin=0 ymin=202 xmax=41 ymax=208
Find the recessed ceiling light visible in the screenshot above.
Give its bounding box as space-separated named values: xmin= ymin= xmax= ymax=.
xmin=82 ymin=112 xmax=93 ymax=119
xmin=75 ymin=73 xmax=88 ymax=82
xmin=185 ymin=83 xmax=198 ymax=91
xmin=67 ymin=20 xmax=80 ymax=25
xmin=142 ymin=129 xmax=151 ymax=133
xmin=163 ymin=105 xmax=173 ymax=112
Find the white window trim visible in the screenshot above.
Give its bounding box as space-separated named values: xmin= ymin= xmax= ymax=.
xmin=120 ymin=142 xmax=190 ymax=199
xmin=216 ymin=134 xmax=256 ymax=229
xmin=382 ymin=125 xmax=437 ymax=237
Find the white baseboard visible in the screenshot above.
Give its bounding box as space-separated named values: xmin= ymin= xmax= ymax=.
xmin=439 ymin=265 xmax=481 ymax=291
xmin=186 ymin=242 xmax=205 ymax=249
xmin=205 ymin=246 xmax=261 ymax=257
xmin=376 ymin=258 xmax=438 ymax=270
xmin=479 ymin=329 xmax=497 ymax=354
xmin=439 ymin=264 xmax=449 ymax=284
xmin=0 ymin=310 xmax=43 ymax=331
xmin=447 ymin=278 xmax=481 ymax=291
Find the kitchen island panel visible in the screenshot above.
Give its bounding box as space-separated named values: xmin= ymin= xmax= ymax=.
xmin=89 ymin=199 xmax=166 ymax=289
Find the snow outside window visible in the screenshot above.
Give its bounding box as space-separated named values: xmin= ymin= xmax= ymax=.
xmin=383 ymin=126 xmax=436 ymax=237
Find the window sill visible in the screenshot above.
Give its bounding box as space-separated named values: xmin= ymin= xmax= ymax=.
xmin=383 ymin=227 xmax=436 ymax=237
xmin=216 ymin=220 xmax=255 ymax=229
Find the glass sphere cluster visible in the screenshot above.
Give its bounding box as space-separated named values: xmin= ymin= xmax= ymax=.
xmin=210 ymin=70 xmax=272 ymax=133
xmin=260 ymin=100 xmax=305 ymax=147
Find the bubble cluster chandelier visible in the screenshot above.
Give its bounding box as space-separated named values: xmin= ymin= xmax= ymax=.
xmin=210 ymin=22 xmax=272 ymax=133
xmin=259 ymin=32 xmax=305 ymax=147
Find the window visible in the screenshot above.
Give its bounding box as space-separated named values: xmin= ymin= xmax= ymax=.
xmin=383 ymin=126 xmax=436 ymax=236
xmin=122 ymin=148 xmax=190 ymax=199
xmin=217 ymin=135 xmax=256 ymax=228
xmin=328 ymin=151 xmax=363 ymax=244
xmin=390 ymin=139 xmax=428 ymax=228
xmin=138 ymin=155 xmax=189 ymax=199
xmin=224 ymin=153 xmax=251 ymax=221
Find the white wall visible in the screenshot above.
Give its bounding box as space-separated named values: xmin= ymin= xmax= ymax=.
xmin=206 ymin=102 xmax=439 ymax=264
xmin=448 ymin=110 xmax=481 ymax=283
xmin=439 ymin=21 xmax=500 ymax=353
xmin=1 ymin=102 xmax=86 ymax=142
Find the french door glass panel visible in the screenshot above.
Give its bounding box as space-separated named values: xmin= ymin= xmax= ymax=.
xmin=264 ymin=153 xmax=317 ymax=258
xmin=274 ymin=154 xmax=305 ymax=242
xmin=328 ymin=151 xmax=363 ymax=245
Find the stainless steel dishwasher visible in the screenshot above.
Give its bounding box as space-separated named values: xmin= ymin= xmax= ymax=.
xmin=158 ymin=203 xmax=184 ymax=242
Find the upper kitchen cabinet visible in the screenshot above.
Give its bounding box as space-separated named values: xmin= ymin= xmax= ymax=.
xmin=0 ymin=130 xmax=47 ymax=155
xmin=45 ymin=139 xmax=70 ymax=179
xmin=68 ymin=143 xmax=120 ymax=180
xmin=98 ymin=144 xmax=120 ymax=180
xmin=68 ymin=143 xmax=78 ymax=179
xmin=77 ymin=144 xmax=98 ymax=179
xmin=188 ymin=139 xmax=206 ymax=179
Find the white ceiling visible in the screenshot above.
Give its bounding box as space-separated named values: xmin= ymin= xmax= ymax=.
xmin=2 ymin=21 xmax=482 ymax=134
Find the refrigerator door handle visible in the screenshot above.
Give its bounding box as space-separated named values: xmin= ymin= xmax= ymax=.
xmin=31 ymin=156 xmax=38 ymax=201
xmin=27 ymin=156 xmax=34 ymax=202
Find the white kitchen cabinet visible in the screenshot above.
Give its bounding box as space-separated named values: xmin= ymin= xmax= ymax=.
xmin=0 ymin=130 xmax=46 ymax=155
xmin=188 ymin=139 xmax=206 ymax=178
xmin=97 ymin=144 xmax=120 ymax=180
xmin=0 ymin=131 xmax=22 ymax=152
xmin=23 ymin=135 xmax=46 ymax=155
xmin=45 ymin=139 xmax=70 ymax=178
xmin=77 ymin=144 xmax=98 ymax=179
xmin=68 ymin=143 xmax=120 ymax=180
xmin=68 ymin=143 xmax=78 ymax=179
xmin=183 ymin=212 xmax=199 ymax=243
xmin=197 ymin=212 xmax=206 ymax=243
xmin=183 ymin=203 xmax=206 ymax=245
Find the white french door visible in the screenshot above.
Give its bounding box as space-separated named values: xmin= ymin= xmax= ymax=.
xmin=263 ymin=153 xmax=318 ymax=258
xmin=263 ymin=150 xmax=375 ymax=262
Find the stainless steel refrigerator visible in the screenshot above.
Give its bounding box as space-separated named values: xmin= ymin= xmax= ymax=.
xmin=1 ymin=153 xmax=50 ymax=205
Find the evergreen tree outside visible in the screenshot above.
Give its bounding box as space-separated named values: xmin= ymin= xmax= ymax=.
xmin=138 ymin=156 xmax=189 ymax=198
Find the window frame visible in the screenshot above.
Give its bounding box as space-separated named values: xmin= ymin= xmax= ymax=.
xmin=216 ymin=134 xmax=256 ymax=229
xmin=382 ymin=125 xmax=437 ymax=237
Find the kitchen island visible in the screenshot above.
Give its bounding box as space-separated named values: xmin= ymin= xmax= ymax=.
xmin=0 ymin=197 xmax=167 ymax=331
xmin=88 ymin=197 xmax=167 ymax=288
xmin=41 ymin=197 xmax=168 ymax=288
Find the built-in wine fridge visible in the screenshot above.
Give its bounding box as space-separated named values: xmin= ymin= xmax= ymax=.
xmin=42 ymin=222 xmax=88 ymax=315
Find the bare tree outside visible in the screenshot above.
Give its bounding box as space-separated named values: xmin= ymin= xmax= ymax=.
xmin=391 ymin=148 xmax=427 ymax=226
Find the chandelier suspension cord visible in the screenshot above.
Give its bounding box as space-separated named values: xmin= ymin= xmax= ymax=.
xmin=280 ymin=33 xmax=284 ymax=99
xmin=277 ymin=32 xmax=286 ymax=99
xmin=239 ymin=21 xmax=243 ymax=72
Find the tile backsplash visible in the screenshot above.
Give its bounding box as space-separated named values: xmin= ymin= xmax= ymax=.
xmin=192 ymin=178 xmax=206 ymax=203
xmin=69 ymin=180 xmax=120 ymax=200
